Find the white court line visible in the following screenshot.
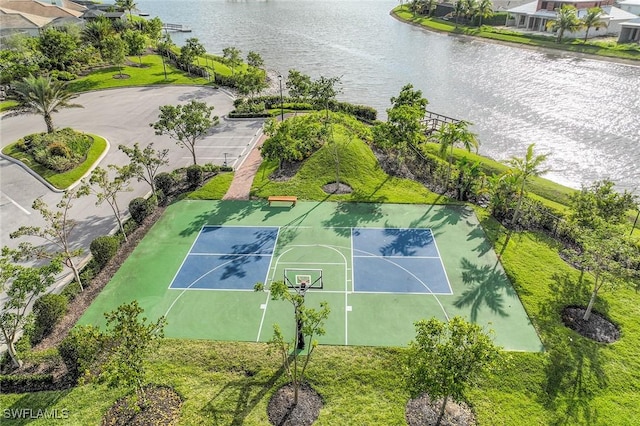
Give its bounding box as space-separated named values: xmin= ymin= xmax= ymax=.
xmin=256 ymin=226 xmax=282 ymax=342
xmin=1 ymin=192 xmax=31 ymax=215
xmin=197 ymin=145 xmax=249 ymax=148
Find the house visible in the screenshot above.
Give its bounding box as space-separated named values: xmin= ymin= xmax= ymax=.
xmin=616 ymin=0 xmax=640 ymax=15
xmin=618 ymin=17 xmax=640 ymax=41
xmin=0 ymin=0 xmax=84 ymax=18
xmin=506 ymin=0 xmax=639 ymax=38
xmin=0 ymin=1 xmax=82 ymax=37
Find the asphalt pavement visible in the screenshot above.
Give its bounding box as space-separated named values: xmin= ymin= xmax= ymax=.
xmin=0 ymin=85 xmax=264 ymax=287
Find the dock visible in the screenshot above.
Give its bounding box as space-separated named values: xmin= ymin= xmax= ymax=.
xmin=162 ymin=23 xmax=192 ymax=33
xmin=421 ymin=110 xmax=460 ymax=135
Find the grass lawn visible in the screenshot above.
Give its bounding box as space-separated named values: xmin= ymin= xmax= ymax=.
xmin=0 ymin=100 xmax=18 ymax=113
xmin=186 ymin=172 xmax=234 ymax=199
xmin=393 ymin=6 xmax=640 ymax=62
xmin=1 ymin=133 xmax=107 ymax=190
xmin=66 ymin=55 xmax=213 ymax=93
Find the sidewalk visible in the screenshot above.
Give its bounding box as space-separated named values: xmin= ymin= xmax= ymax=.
xmin=223 ymin=134 xmax=266 ymax=200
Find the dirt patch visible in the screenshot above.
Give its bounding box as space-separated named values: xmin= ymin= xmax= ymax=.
xmin=112 ymin=74 xmax=131 ymax=79
xmin=322 ymin=182 xmax=352 ymax=194
xmin=406 ymin=393 xmax=476 ymax=426
xmin=267 ymin=382 xmax=323 ymax=426
xmin=102 ymin=385 xmax=182 ymax=426
xmin=561 ymin=306 xmax=620 ymax=343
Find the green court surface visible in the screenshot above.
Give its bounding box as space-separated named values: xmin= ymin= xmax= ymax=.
xmin=79 ymin=200 xmax=543 ymax=351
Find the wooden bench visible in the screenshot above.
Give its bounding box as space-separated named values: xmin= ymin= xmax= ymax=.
xmin=268 ymin=195 xmax=297 ymax=206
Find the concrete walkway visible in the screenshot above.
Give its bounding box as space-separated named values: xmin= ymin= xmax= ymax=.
xmin=222 ymin=134 xmax=266 ymax=200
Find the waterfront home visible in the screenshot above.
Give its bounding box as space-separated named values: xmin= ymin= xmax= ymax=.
xmin=506 ymin=0 xmax=639 ymax=38
xmin=618 ymin=17 xmax=640 ymax=41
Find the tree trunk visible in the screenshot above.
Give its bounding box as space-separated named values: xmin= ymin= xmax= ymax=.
xmin=44 ymin=112 xmax=54 ymax=133
xmin=584 ymin=28 xmax=590 ymax=43
xmin=191 ymin=148 xmax=197 ymax=166
xmin=583 ymin=287 xmax=599 ymax=321
xmin=437 ymin=394 xmax=449 ymax=425
xmin=68 ymin=257 xmax=83 ymax=291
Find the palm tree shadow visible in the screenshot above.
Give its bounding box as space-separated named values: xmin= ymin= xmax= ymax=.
xmin=537 ymin=273 xmax=607 ymax=425
xmin=178 ymin=201 xmax=262 ymax=237
xmin=453 ymin=258 xmax=515 ymax=322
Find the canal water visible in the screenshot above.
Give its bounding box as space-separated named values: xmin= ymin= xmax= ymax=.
xmin=137 ymin=0 xmax=640 ymax=192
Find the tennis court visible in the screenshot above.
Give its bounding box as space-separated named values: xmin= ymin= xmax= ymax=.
xmin=80 ymin=200 xmax=543 ymax=351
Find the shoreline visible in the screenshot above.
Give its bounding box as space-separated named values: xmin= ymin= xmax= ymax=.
xmin=390 ymin=12 xmax=640 ymax=68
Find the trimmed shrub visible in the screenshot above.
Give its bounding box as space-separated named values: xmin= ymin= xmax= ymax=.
xmin=186 ymin=164 xmax=203 ymax=188
xmin=90 ymin=235 xmax=120 ymax=270
xmin=60 ymin=280 xmax=82 ymax=301
xmin=0 ymin=374 xmax=55 ymax=393
xmin=155 ymin=172 xmax=176 ymax=196
xmin=129 ymin=197 xmax=152 ymax=224
xmin=58 ymin=325 xmax=108 ymax=383
xmin=30 ymin=294 xmax=68 ymax=345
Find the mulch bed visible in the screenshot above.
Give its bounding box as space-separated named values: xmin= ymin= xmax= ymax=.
xmin=267 ymin=383 xmax=323 ymax=426
xmin=406 ymin=393 xmax=476 ymax=426
xmin=561 ymin=306 xmax=620 ymax=343
xmin=102 ymin=385 xmax=182 ymax=426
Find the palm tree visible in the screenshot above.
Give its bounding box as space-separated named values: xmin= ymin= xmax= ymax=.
xmin=477 ymin=0 xmax=494 ymax=26
xmin=547 ymin=5 xmax=581 ymax=43
xmin=453 ymin=0 xmax=465 ymax=26
xmin=434 ymin=121 xmax=479 ymax=189
xmin=116 ymin=0 xmax=138 ymax=19
xmin=506 ymin=143 xmax=549 ymax=228
xmin=82 ymin=16 xmax=114 ymax=56
xmin=581 ymin=7 xmax=606 ymax=42
xmin=11 ymin=75 xmax=80 ymax=133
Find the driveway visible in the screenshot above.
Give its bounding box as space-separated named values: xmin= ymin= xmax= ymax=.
xmin=0 ymin=85 xmax=264 ymax=266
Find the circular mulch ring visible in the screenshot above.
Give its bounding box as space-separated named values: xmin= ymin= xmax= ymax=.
xmin=561 ymin=306 xmax=620 ymax=343
xmin=267 ymin=382 xmax=323 ymax=426
xmin=406 ymin=394 xmax=476 ymax=426
xmin=322 ymin=182 xmax=352 ymax=194
xmin=112 ymin=74 xmax=131 ymax=79
xmin=102 ymin=385 xmax=182 ymax=426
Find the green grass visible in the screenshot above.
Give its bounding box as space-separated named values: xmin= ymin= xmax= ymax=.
xmin=1 ymin=133 xmax=107 ymax=190
xmin=186 ymin=172 xmax=234 ymax=199
xmin=393 ymin=6 xmax=640 ymax=62
xmin=66 ymin=55 xmax=213 ymax=93
xmin=0 ymin=100 xmax=18 ymax=113
xmin=252 ymin=125 xmax=451 ymax=204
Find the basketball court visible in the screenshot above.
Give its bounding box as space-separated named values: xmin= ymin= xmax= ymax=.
xmin=79 ymin=200 xmax=543 ymax=351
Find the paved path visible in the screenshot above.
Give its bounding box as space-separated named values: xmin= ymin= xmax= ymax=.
xmin=223 ymin=134 xmax=266 ymax=200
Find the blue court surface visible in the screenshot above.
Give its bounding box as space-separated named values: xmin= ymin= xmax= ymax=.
xmin=352 ymin=228 xmax=451 ymax=294
xmin=169 ymin=226 xmax=277 ymax=290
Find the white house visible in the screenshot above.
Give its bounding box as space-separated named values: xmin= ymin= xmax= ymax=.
xmin=506 ymin=0 xmax=639 ymax=38
xmin=616 ymin=0 xmax=640 ymax=15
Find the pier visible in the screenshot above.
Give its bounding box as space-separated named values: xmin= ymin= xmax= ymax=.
xmin=162 ymin=23 xmax=192 ymax=33
xmin=421 ymin=110 xmax=460 ymax=135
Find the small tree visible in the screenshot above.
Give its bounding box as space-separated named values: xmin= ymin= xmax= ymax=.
xmin=83 ymin=166 xmax=133 ymax=242
xmin=222 ymin=46 xmax=242 ymax=76
xmin=236 ymin=71 xmax=268 ymax=102
xmin=570 ymin=225 xmax=640 ymax=321
xmin=10 ymin=189 xmax=88 ymax=290
xmin=115 ymin=0 xmax=138 ymax=19
xmin=246 ymin=50 xmax=264 ymax=69
xmin=286 ymin=69 xmax=312 ymax=101
xmin=255 ymin=281 xmax=330 ymax=405
xmin=0 ymin=248 xmax=61 ymax=368
xmin=118 ymin=142 xmax=169 ymax=195
xmin=151 ymin=100 xmax=218 ymax=165
xmin=569 ymin=179 xmax=637 ymax=229
xmin=405 ymin=316 xmax=502 ymax=424
xmin=123 ymin=29 xmax=146 ymax=65
xmin=184 ymin=37 xmax=205 ymax=67
xmin=101 ymin=301 xmax=166 ymax=406
xmin=506 ymin=143 xmax=549 ymax=229
xmin=581 ymin=7 xmax=606 ymax=42
xmin=310 ymin=75 xmax=341 ymax=123
xmin=102 ymin=35 xmax=128 ymax=78
xmin=434 ymin=120 xmax=479 ymax=188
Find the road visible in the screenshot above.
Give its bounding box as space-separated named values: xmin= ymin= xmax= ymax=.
xmin=0 ymin=85 xmax=264 ymax=290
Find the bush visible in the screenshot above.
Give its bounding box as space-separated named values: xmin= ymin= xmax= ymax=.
xmin=90 ymin=235 xmax=120 ymax=270
xmin=186 ymin=165 xmax=203 ymax=188
xmin=58 ymin=325 xmax=108 ymax=383
xmin=50 ymin=70 xmax=77 ymax=81
xmin=155 ymin=172 xmax=176 ymax=196
xmin=30 ymin=294 xmax=68 ymax=345
xmin=60 ymin=280 xmax=82 ymax=301
xmin=0 ymin=374 xmax=55 ymax=393
xmin=129 ymin=197 xmax=153 ymax=225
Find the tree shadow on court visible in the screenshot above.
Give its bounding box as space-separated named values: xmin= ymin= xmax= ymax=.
xmin=179 ymin=202 xmax=263 ymax=237
xmin=202 ymin=363 xmax=287 ymax=425
xmin=453 ymin=258 xmax=516 ymax=322
xmin=376 ymin=228 xmax=434 ymax=257
xmin=466 ymin=226 xmax=495 ymax=257
xmin=537 ymin=273 xmax=608 ymax=425
xmin=428 ymin=204 xmax=473 ymax=228
xmin=322 ymin=201 xmax=384 ymax=237
xmin=219 ymin=229 xmax=278 ymax=279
